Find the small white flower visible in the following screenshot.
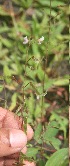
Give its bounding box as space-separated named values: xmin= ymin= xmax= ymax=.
xmin=37 ymin=95 xmax=40 ymax=100
xmin=23 ymin=36 xmax=29 ymax=44
xmin=38 ymin=36 xmax=44 ymax=44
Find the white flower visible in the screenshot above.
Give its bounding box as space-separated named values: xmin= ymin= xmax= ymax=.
xmin=38 ymin=36 xmax=44 ymax=44
xmin=23 ymin=36 xmax=29 ymax=44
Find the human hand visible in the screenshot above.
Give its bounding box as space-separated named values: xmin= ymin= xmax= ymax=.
xmin=0 ymin=107 xmax=36 ymax=166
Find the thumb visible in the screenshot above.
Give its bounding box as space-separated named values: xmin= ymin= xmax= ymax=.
xmin=0 ymin=128 xmax=27 ymax=157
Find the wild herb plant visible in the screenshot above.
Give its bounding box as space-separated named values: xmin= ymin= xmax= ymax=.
xmin=0 ymin=0 xmax=69 ymax=165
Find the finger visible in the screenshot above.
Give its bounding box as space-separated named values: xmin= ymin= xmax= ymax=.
xmin=23 ymin=160 xmax=36 ymax=166
xmin=21 ymin=146 xmax=27 ymax=154
xmin=0 ymin=107 xmax=22 ymax=129
xmin=0 ymin=107 xmax=34 ymax=140
xmin=0 ymin=158 xmax=4 ymax=166
xmin=0 ymin=159 xmax=36 ymax=166
xmin=4 ymin=146 xmax=27 ymax=158
xmin=0 ymin=158 xmax=17 ymax=166
xmin=5 ymin=159 xmax=18 ymax=166
xmin=0 ymin=128 xmax=27 ymax=157
xmin=27 ymin=124 xmax=34 ymax=141
xmin=0 ymin=158 xmax=18 ymax=166
xmin=5 ymin=152 xmax=19 ymax=159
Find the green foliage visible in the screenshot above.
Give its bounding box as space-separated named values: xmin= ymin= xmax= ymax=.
xmin=0 ymin=0 xmax=69 ymax=165
xmin=45 ymin=148 xmax=68 ymax=166
xmin=50 ymin=113 xmax=68 ymax=139
xmin=42 ymin=121 xmax=61 ymax=150
xmin=26 ymin=147 xmax=39 ymax=158
xmin=34 ymin=123 xmax=42 ymax=143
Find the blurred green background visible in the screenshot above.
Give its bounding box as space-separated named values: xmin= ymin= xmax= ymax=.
xmin=0 ymin=0 xmax=69 ymax=165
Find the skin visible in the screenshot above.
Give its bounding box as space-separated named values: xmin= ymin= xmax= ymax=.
xmin=0 ymin=107 xmax=36 ymax=166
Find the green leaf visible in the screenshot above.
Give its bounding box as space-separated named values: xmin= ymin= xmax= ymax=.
xmin=47 ymin=121 xmax=59 ymax=129
xmin=3 ymin=66 xmax=13 ymax=83
xmin=38 ymin=159 xmax=46 ymax=166
xmin=26 ymin=147 xmax=38 ymax=157
xmin=34 ymin=105 xmax=41 ymax=118
xmin=0 ymin=26 xmax=9 ymax=34
xmin=32 ymin=43 xmax=39 ymax=57
xmin=44 ymin=79 xmax=54 ymax=91
xmin=9 ymin=93 xmax=17 ymax=111
xmin=34 ymin=123 xmax=42 ymax=143
xmin=53 ymin=78 xmax=69 ymax=86
xmin=0 ymin=85 xmax=3 ymax=92
xmin=43 ymin=128 xmax=58 ymax=140
xmin=26 ymin=66 xmax=36 ymax=80
xmin=1 ymin=37 xmax=12 ymax=48
xmin=50 ymin=113 xmax=68 ymax=139
xmin=45 ymin=148 xmax=68 ymax=166
xmin=38 ymin=0 xmax=64 ymax=7
xmin=26 ymin=94 xmax=34 ymax=115
xmin=50 ymin=137 xmax=61 ymax=150
xmin=37 ymin=66 xmax=45 ymax=81
xmin=3 ymin=65 xmax=12 ymax=79
xmin=0 ymin=49 xmax=8 ymax=57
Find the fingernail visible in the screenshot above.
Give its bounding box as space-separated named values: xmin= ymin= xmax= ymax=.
xmin=10 ymin=129 xmax=27 ymax=148
xmin=21 ymin=146 xmax=27 ymax=154
xmin=27 ymin=124 xmax=34 ymax=141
